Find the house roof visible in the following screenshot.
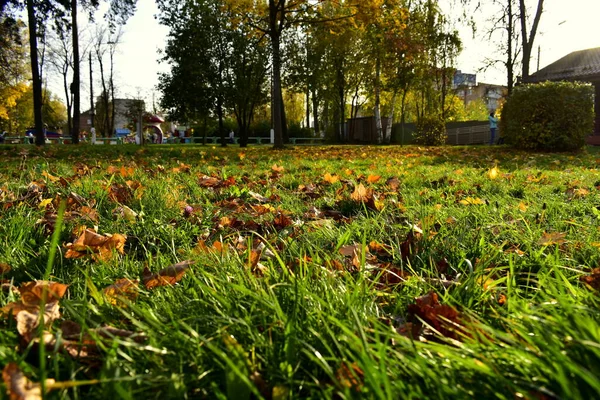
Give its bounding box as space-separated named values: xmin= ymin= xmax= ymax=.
xmin=526 ymin=47 xmax=600 ymax=83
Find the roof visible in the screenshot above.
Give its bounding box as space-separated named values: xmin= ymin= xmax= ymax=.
xmin=527 ymin=47 xmax=600 ymax=83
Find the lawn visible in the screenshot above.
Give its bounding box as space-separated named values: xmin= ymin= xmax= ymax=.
xmin=1 ymin=143 xmax=600 ymax=399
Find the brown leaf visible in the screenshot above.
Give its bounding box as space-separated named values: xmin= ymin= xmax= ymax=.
xmin=386 ymin=177 xmax=401 ymax=191
xmin=65 ymin=229 xmax=126 ymax=261
xmin=0 ymin=262 xmax=11 ymax=274
xmin=18 ymin=281 xmax=68 ymax=306
xmin=350 ymin=183 xmax=373 ymax=203
xmin=580 ymin=268 xmax=600 ymax=291
xmin=336 ymin=362 xmax=363 ymax=392
xmin=15 ymin=303 xmax=61 ymax=341
xmin=103 ymin=278 xmax=139 ymax=305
xmin=142 ymin=260 xmax=193 ymax=289
xmin=107 ymin=183 xmax=133 ymax=204
xmin=538 ymin=232 xmax=567 ymax=246
xmin=406 ymin=292 xmax=462 ymax=340
xmin=2 ymin=363 xmax=56 ymax=400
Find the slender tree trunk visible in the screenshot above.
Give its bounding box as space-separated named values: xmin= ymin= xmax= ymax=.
xmin=110 ymin=49 xmax=115 ymax=136
xmin=374 ymin=55 xmax=383 ymax=144
xmin=400 ymin=86 xmax=408 ymax=146
xmin=507 ymin=0 xmax=514 ymax=95
xmin=26 ymin=0 xmax=44 ymax=146
xmin=305 ymin=86 xmax=310 ymax=129
xmin=269 ymin=0 xmax=284 ymax=148
xmin=65 ymin=62 xmax=73 ymax=135
xmin=385 ymin=91 xmax=397 ymax=144
xmin=519 ymin=0 xmax=544 ymax=80
xmin=71 ymin=0 xmax=80 ymax=144
xmin=98 ymin=55 xmax=109 ymax=136
xmin=312 ymin=88 xmax=319 ymax=136
xmin=88 ymin=52 xmax=93 ymax=134
xmin=280 ymin=95 xmax=288 ymax=143
xmin=338 ymin=67 xmax=345 ymax=143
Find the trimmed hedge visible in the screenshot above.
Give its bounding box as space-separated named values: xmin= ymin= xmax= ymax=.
xmin=500 ymin=81 xmax=594 ymax=151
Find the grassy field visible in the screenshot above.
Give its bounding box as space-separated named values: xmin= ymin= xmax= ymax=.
xmin=1 ymin=143 xmax=600 ymax=399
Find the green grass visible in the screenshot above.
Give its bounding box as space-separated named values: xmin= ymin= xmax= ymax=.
xmin=1 ymin=143 xmax=600 ymax=399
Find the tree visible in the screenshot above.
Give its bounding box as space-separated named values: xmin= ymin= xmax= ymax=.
xmin=157 ymin=0 xmax=268 ymax=147
xmin=518 ymin=0 xmax=543 ymax=80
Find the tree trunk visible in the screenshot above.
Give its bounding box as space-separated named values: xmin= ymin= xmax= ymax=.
xmin=312 ymin=88 xmax=319 ymax=136
xmin=519 ymin=0 xmax=544 ymax=80
xmin=507 ymin=0 xmax=514 ymax=95
xmin=305 ymin=86 xmax=310 ymax=129
xmin=374 ymin=55 xmax=383 ymax=144
xmin=110 ymin=49 xmax=115 ymax=136
xmin=385 ymin=91 xmax=397 ymax=144
xmin=26 ymin=0 xmax=44 ymax=146
xmin=338 ymin=67 xmax=345 ymax=143
xmin=71 ymin=0 xmax=80 ymax=144
xmin=269 ymin=0 xmax=284 ymax=148
xmin=88 ymin=52 xmax=93 ymax=134
xmin=400 ymin=86 xmax=408 ymax=146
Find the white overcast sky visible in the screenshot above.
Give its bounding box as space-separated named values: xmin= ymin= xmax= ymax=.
xmin=52 ymin=0 xmax=600 ymax=107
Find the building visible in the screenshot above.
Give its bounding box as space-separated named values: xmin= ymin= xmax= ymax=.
xmin=79 ymin=98 xmax=145 ymax=136
xmin=525 ymin=47 xmax=600 ymax=141
xmin=453 ymin=70 xmax=507 ymax=112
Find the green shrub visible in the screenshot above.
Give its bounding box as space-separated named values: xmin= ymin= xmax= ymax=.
xmin=414 ymin=115 xmax=446 ymax=146
xmin=500 ymin=81 xmax=594 ymax=151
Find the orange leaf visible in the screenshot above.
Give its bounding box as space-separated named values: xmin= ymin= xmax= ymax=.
xmin=367 ymin=174 xmax=381 ymax=184
xmin=142 ymin=260 xmax=193 ymax=289
xmin=323 ymin=173 xmax=339 ymax=184
xmin=103 ymin=278 xmax=139 ymax=305
xmin=18 ymin=281 xmax=68 ymax=306
xmin=271 ymin=164 xmax=285 ymax=173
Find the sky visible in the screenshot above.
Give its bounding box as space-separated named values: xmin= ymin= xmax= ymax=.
xmin=54 ymin=0 xmax=600 ymax=108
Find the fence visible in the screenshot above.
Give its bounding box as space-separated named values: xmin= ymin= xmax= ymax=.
xmin=446 ymin=124 xmax=493 ymax=145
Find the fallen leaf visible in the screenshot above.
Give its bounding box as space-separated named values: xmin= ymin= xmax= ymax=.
xmin=18 ymin=281 xmax=69 ymax=306
xmin=350 ymin=183 xmax=373 ymax=203
xmin=103 ymin=278 xmax=139 ymax=305
xmin=65 ymin=229 xmax=126 ymax=261
xmin=537 ymin=232 xmax=567 ymax=246
xmin=2 ymin=363 xmax=56 ymax=400
xmin=580 ymin=268 xmax=600 ymax=291
xmin=336 ymin=362 xmax=363 ymax=392
xmin=367 ymin=174 xmax=381 ymax=184
xmin=142 ymin=260 xmax=193 ymax=289
xmin=459 ymin=197 xmax=485 ymax=206
xmin=487 ymin=166 xmax=499 ymax=180
xmin=323 ymin=173 xmax=339 ymax=184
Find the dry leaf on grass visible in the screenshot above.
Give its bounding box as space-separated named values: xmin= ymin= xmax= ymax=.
xmin=103 ymin=278 xmax=139 ymax=306
xmin=3 ymin=363 xmax=56 ymax=400
xmin=65 ymin=229 xmax=126 ymax=261
xmin=142 ymin=260 xmax=194 ymax=289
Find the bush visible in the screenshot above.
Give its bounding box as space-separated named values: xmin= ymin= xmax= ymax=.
xmin=500 ymin=81 xmax=594 ymax=151
xmin=288 ymin=122 xmax=314 ymax=138
xmin=414 ymin=115 xmax=446 ymax=146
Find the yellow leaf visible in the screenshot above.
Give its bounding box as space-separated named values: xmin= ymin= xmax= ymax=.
xmin=38 ymin=198 xmax=53 ymax=209
xmin=460 ymin=197 xmax=485 ymax=205
xmin=487 ymin=166 xmax=499 ymax=180
xmin=518 ymin=202 xmax=528 ymax=212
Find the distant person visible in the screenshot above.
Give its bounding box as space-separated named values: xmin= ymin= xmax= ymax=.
xmin=27 ymin=130 xmax=34 ymax=144
xmin=0 ymin=131 xmax=5 ymax=144
xmin=229 ymin=130 xmax=234 ymax=144
xmin=488 ymin=111 xmax=498 ymax=145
